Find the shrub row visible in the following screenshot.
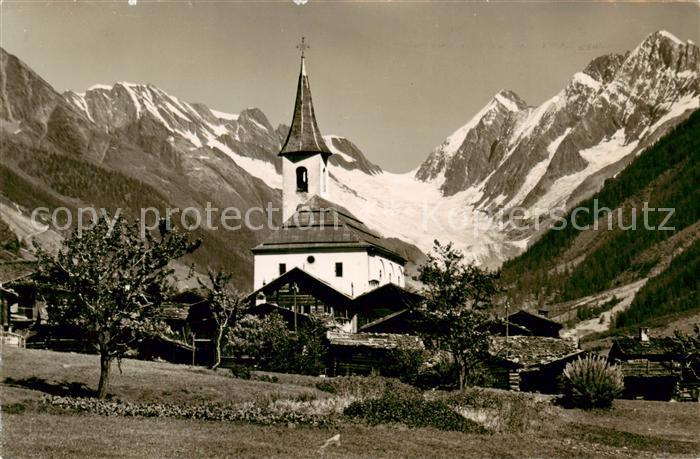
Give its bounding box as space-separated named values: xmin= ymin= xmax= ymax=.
xmin=315 ymin=376 xmax=420 ymax=400
xmin=343 ymin=394 xmax=487 ymax=434
xmin=43 ymin=395 xmax=331 ymax=427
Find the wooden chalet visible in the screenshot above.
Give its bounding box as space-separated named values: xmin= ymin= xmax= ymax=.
xmin=487 ymin=336 xmax=583 ymax=393
xmin=0 ymin=259 xmax=38 ymax=331
xmin=247 ymin=267 xmax=356 ymax=330
xmin=608 ymin=329 xmax=697 ymax=401
xmin=353 ymin=283 xmax=424 ymax=334
xmin=327 ymin=331 xmax=423 ymax=376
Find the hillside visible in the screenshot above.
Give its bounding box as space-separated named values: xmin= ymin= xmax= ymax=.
xmin=4 ymin=348 xmax=699 ymax=458
xmin=501 ymin=108 xmax=700 ymax=328
xmin=0 ymin=47 xmax=420 ymax=289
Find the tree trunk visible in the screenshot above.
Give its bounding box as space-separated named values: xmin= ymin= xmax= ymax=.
xmin=97 ymin=352 xmax=112 ymax=399
xmin=210 ymin=327 xmax=223 ymax=370
xmin=458 ymin=358 xmax=467 ymax=391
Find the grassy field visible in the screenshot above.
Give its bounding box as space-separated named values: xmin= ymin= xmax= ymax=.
xmin=2 ymin=348 xmax=699 ymax=458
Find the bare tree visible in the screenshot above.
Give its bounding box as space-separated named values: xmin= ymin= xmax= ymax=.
xmin=199 ymin=270 xmax=245 ymax=370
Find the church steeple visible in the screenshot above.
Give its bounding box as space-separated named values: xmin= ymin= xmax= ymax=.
xmin=280 ymin=38 xmax=333 ymax=222
xmin=279 ymin=39 xmax=332 ymax=157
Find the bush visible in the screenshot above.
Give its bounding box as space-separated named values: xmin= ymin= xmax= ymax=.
xmin=561 ymin=356 xmax=624 ymax=409
xmin=384 ymin=346 xmax=426 ymax=386
xmin=228 ymin=313 xmax=329 ymax=375
xmin=229 ymin=364 xmax=251 ymax=380
xmin=434 ymin=387 xmax=554 ymax=433
xmin=343 ymin=392 xmax=487 ymax=434
xmin=252 ymin=374 xmax=278 ymax=384
xmin=44 ymin=395 xmax=331 ymax=426
xmin=415 ymin=351 xmax=459 ymax=389
xmin=315 ymin=376 xmax=420 ymax=400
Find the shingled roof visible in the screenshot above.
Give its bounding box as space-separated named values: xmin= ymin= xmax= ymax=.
xmin=252 ymin=195 xmax=406 ymax=264
xmin=327 ymin=331 xmax=423 ymax=350
xmin=489 ymin=336 xmax=581 ymax=368
xmin=279 ymin=57 xmax=332 ymax=157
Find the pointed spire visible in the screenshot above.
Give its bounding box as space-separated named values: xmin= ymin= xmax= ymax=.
xmin=279 ymin=51 xmax=332 ymax=157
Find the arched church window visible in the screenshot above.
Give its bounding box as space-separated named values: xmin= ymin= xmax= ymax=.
xmin=296 ymin=167 xmax=308 ymax=192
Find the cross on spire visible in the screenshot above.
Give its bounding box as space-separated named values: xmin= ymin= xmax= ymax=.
xmin=296 ymin=36 xmax=309 ymax=58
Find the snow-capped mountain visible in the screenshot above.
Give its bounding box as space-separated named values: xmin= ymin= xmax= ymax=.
xmin=0 ymin=45 xmax=408 ymax=288
xmin=417 ymin=31 xmax=699 ymax=225
xmin=1 ymin=30 xmax=698 ymax=280
xmin=327 ymin=31 xmax=699 ymax=266
xmin=62 ymin=83 xmax=382 ymax=178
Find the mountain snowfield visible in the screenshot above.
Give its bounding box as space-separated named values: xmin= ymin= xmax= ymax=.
xmin=57 ymin=30 xmax=700 ymax=266
xmin=2 ymin=30 xmax=697 ymax=272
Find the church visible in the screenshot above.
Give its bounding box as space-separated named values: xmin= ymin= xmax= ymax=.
xmin=251 ymin=47 xmax=407 ymax=300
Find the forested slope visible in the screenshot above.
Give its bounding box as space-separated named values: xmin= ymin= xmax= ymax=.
xmin=501 ymin=108 xmax=700 ymax=325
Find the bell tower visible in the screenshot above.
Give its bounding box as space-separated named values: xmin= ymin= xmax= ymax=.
xmin=279 ymin=38 xmax=332 ymax=222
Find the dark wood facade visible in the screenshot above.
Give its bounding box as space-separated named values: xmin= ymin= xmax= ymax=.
xmin=608 ymin=336 xmax=698 ymax=401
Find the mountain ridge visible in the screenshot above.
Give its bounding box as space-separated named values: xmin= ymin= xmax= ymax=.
xmin=1 ymin=30 xmax=698 ymax=277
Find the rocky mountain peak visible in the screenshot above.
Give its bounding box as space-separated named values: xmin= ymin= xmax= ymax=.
xmin=324 ymin=135 xmax=383 ymax=174
xmin=493 ymin=89 xmax=529 ymax=112
xmin=623 ymin=30 xmax=699 ymax=77
xmin=413 ymin=30 xmax=699 ymax=259
xmin=582 ymin=53 xmax=626 ymax=85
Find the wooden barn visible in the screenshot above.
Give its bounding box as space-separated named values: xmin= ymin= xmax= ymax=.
xmin=608 ymin=329 xmax=697 ymax=401
xmin=486 ymin=335 xmax=583 ymax=393
xmin=353 ymin=283 xmax=424 ymax=334
xmin=327 ymin=331 xmax=423 ymax=376
xmin=0 ymin=259 xmax=38 ymax=331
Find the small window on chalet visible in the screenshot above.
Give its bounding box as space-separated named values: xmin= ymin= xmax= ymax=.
xmin=335 ymin=262 xmax=343 ymax=277
xmin=296 ymin=167 xmax=308 ymax=192
xmin=279 ymin=263 xmax=286 ymax=275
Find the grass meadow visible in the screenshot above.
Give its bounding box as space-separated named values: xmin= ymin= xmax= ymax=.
xmin=1 ymin=348 xmax=698 ymax=458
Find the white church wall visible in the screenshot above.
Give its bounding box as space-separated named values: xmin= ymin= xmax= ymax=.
xmin=368 ymin=253 xmax=406 ymax=288
xmin=254 ymin=249 xmax=371 ymax=297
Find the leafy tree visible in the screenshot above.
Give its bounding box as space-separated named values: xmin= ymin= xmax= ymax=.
xmin=229 ymin=313 xmax=294 ymax=372
xmin=385 ymin=345 xmax=427 ymax=386
xmin=417 ymin=240 xmax=499 ymax=390
xmin=666 ymin=325 xmax=700 ymax=382
xmin=228 ymin=313 xmax=329 ymax=375
xmin=198 ymin=270 xmax=245 ymax=370
xmin=34 ymin=215 xmax=199 ymax=399
xmin=293 ymin=316 xmax=329 ymax=376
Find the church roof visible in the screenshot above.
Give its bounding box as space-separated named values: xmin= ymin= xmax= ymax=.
xmin=279 ymin=57 xmax=332 ymax=157
xmin=252 ymin=195 xmax=406 ymax=264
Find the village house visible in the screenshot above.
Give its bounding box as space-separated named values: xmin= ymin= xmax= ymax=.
xmin=608 ymin=328 xmax=698 ymax=401
xmin=0 ymin=258 xmax=39 ymax=333
xmin=487 ymin=335 xmax=583 ymax=393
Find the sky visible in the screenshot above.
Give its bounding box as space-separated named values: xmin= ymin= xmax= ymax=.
xmin=1 ymin=1 xmax=698 ymax=173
